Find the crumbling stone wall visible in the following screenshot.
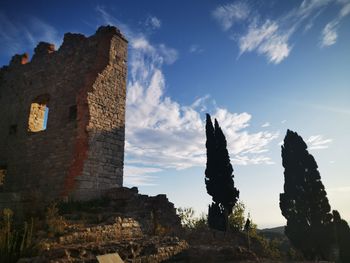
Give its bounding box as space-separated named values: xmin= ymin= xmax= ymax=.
xmin=0 ymin=26 xmax=127 ymax=208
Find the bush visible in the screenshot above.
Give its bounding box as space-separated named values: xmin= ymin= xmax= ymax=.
xmin=228 ymin=201 xmax=245 ymax=231
xmin=177 ymin=207 xmax=208 ymax=230
xmin=0 ymin=208 xmax=36 ymax=263
xmin=45 ymin=203 xmax=66 ymax=237
xmin=177 ymin=207 xmax=196 ymax=229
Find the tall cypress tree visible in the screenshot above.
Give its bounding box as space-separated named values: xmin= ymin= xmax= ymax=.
xmin=332 ymin=210 xmax=350 ymax=263
xmin=205 ymin=114 xmax=239 ymax=231
xmin=280 ymin=129 xmax=333 ymax=260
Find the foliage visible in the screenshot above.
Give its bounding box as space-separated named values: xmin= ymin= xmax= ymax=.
xmin=0 ymin=208 xmax=36 ymax=263
xmin=332 ymin=210 xmax=350 ymax=263
xmin=205 ymin=114 xmax=239 ymax=231
xmin=177 ymin=207 xmax=208 ymax=230
xmin=208 ymin=202 xmax=227 ymax=231
xmin=279 ymin=129 xmax=334 ymax=260
xmin=228 ymin=201 xmax=246 ymax=231
xmin=177 ymin=207 xmax=196 ymax=228
xmin=193 ymin=213 xmax=208 ymax=230
xmin=250 ymin=234 xmax=282 ymax=259
xmin=45 ymin=203 xmax=66 ymax=237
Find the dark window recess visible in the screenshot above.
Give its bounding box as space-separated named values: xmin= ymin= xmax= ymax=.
xmin=9 ymin=124 xmax=17 ymax=135
xmin=69 ymin=105 xmax=77 ymax=121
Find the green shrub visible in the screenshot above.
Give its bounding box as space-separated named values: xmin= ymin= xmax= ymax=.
xmin=177 ymin=207 xmax=196 ymax=229
xmin=228 ymin=201 xmax=245 ymax=231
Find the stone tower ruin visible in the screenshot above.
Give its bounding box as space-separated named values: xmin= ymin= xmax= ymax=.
xmin=0 ymin=26 xmax=127 ymax=209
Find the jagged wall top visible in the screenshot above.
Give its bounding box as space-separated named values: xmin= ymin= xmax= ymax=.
xmin=3 ymin=25 xmax=127 ymax=68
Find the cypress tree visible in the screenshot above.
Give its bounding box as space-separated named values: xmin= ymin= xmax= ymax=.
xmin=280 ymin=129 xmax=333 ymax=260
xmin=332 ymin=210 xmax=350 ymax=262
xmin=205 ymin=114 xmax=239 ymax=231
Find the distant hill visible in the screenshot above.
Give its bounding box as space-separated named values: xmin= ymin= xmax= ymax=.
xmin=260 ymin=226 xmax=285 ymax=234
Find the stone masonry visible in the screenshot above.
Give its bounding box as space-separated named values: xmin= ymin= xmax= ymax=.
xmin=0 ymin=26 xmax=128 ymax=208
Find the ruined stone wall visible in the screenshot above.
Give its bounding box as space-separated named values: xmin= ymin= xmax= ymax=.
xmin=0 ymin=26 xmax=127 ymax=208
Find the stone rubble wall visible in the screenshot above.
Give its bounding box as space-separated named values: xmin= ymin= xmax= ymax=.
xmin=57 ymin=217 xmax=143 ymax=246
xmin=105 ymin=187 xmax=182 ymax=235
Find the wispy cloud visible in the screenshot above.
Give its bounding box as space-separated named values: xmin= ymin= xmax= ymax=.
xmin=238 ymin=19 xmax=291 ymax=63
xmin=212 ymin=2 xmax=250 ymax=31
xmin=321 ymin=19 xmax=339 ymax=47
xmin=0 ymin=12 xmax=61 ymax=59
xmin=96 ymin=7 xmax=279 ymax=186
xmin=146 ymin=15 xmax=161 ymax=29
xmin=261 ymin=122 xmax=270 ymax=128
xmin=307 ymin=135 xmax=333 ymax=150
xmin=96 ymin=5 xmax=133 ymax=38
xmin=124 ymin=166 xmax=161 ymax=186
xmin=212 ymin=0 xmax=350 ymax=63
xmin=321 ymin=2 xmax=350 ymax=47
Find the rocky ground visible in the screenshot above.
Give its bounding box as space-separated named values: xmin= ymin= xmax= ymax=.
xmin=13 ymin=187 xmax=334 ymax=262
xmin=17 ymin=187 xmax=188 ymax=262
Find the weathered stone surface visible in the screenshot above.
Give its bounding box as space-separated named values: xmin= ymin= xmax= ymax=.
xmin=97 ymin=253 xmax=124 ymax=263
xmin=0 ymin=25 xmax=127 ymax=209
xmin=104 ymin=187 xmax=182 ymax=235
xmin=21 ymin=210 xmax=187 ymax=263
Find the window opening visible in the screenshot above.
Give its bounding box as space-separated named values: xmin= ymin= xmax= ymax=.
xmin=69 ymin=105 xmax=77 ymax=121
xmin=28 ymin=94 xmax=49 ymax=132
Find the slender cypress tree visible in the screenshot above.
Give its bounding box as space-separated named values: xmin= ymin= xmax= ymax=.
xmin=332 ymin=210 xmax=350 ymax=263
xmin=205 ymin=114 xmax=239 ymax=231
xmin=280 ymin=129 xmax=333 ymax=260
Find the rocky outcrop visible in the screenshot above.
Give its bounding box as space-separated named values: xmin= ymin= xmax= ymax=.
xmin=17 ymin=187 xmax=187 ymax=262
xmin=27 ymin=217 xmax=187 ymax=263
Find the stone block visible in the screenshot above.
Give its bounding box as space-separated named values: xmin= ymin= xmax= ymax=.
xmin=97 ymin=253 xmax=124 ymax=262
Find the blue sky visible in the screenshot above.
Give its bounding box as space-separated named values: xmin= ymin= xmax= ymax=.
xmin=1 ymin=0 xmax=349 ymax=228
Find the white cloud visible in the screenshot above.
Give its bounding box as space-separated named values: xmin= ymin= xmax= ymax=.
xmin=124 ymin=166 xmax=161 ymax=186
xmin=261 ymin=122 xmax=270 ymax=128
xmin=0 ymin=12 xmax=61 ymax=58
xmin=126 ymin=35 xmax=279 ymax=173
xmin=306 ymin=135 xmax=333 ymax=150
xmin=146 ymin=16 xmax=161 ymax=29
xmin=158 ymin=44 xmax=178 ymax=64
xmin=281 ymin=120 xmax=287 ymax=124
xmin=96 ymin=8 xmax=279 ymax=186
xmin=321 ymin=2 xmax=350 ymax=47
xmin=340 ymin=2 xmax=350 ymax=18
xmin=239 ymin=20 xmax=292 ymax=64
xmin=321 ymin=21 xmax=338 ymax=47
xmin=212 ymin=2 xmax=250 ymax=31
xmin=213 ymin=0 xmax=350 ymax=63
